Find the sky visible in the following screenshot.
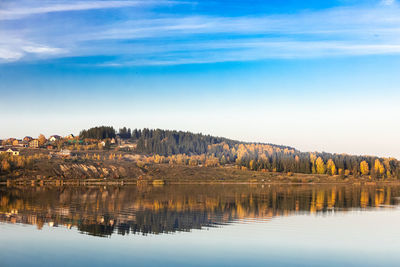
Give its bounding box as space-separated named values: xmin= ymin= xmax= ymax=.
xmin=0 ymin=0 xmax=400 ymax=158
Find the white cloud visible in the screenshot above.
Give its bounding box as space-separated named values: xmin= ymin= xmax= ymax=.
xmin=0 ymin=48 xmax=23 ymax=61
xmin=0 ymin=1 xmax=185 ymax=20
xmin=2 ymin=1 xmax=400 ymax=64
xmin=21 ymin=45 xmax=65 ymax=54
xmin=381 ymin=0 xmax=395 ymax=6
xmin=0 ymin=36 xmax=65 ymax=61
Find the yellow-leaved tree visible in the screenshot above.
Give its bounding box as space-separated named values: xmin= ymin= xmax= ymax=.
xmin=360 ymin=161 xmax=369 ymax=175
xmin=249 ymin=160 xmax=256 ymax=170
xmin=310 ymin=153 xmax=317 ymax=174
xmin=1 ymin=160 xmax=11 ymax=172
xmin=326 ymin=159 xmax=337 ymax=175
xmin=316 ymin=157 xmax=326 ymax=174
xmin=374 ymin=159 xmax=385 ymax=177
xmin=38 ymin=134 xmax=47 ymax=147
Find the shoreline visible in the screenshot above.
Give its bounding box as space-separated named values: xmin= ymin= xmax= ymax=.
xmin=2 ymin=178 xmax=400 ymax=187
xmin=2 ymin=161 xmax=399 ymax=186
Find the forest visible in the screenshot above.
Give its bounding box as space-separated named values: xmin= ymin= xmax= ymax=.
xmin=79 ymin=126 xmax=400 ymax=179
xmin=2 ymin=126 xmax=399 ymax=179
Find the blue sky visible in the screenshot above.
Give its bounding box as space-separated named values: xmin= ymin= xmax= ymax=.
xmin=1 ymin=0 xmax=400 ymax=158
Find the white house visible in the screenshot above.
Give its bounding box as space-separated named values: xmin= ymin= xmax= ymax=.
xmin=65 ymin=134 xmax=74 ymax=139
xmin=6 ymin=148 xmax=20 ymax=156
xmin=49 ymin=135 xmax=61 ymax=142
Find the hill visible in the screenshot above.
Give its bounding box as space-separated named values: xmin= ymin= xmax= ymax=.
xmin=0 ymin=126 xmax=399 ymax=180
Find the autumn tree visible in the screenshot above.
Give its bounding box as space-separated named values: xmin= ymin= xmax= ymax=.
xmin=360 ymin=161 xmax=369 ymax=175
xmin=310 ymin=154 xmax=317 ymax=174
xmin=38 ymin=134 xmax=47 ymax=147
xmin=316 ymin=157 xmax=326 ymax=174
xmin=1 ymin=160 xmax=11 ymax=172
xmin=249 ymin=160 xmax=256 ymax=170
xmin=374 ymin=159 xmax=385 ymax=178
xmin=16 ymin=156 xmax=25 ymax=168
xmin=326 ymin=159 xmax=337 ymax=175
xmin=220 ymin=155 xmax=227 ymax=165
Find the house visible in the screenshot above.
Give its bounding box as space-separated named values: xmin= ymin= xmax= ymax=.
xmin=65 ymin=134 xmax=74 ymax=139
xmin=2 ymin=148 xmax=20 ymax=156
xmin=12 ymin=139 xmax=21 ymax=146
xmin=29 ymin=139 xmax=39 ymax=148
xmin=49 ymin=135 xmax=61 ymax=142
xmin=23 ymin=136 xmax=33 ymax=142
xmin=20 ymin=141 xmax=29 ymax=147
xmin=7 ymin=148 xmax=20 ymax=156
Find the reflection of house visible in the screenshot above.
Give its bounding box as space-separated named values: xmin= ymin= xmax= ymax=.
xmin=49 ymin=135 xmax=61 ymax=142
xmin=29 ymin=139 xmax=39 ymax=148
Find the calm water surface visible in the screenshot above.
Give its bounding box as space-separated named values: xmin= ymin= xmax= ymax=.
xmin=1 ymin=184 xmax=400 ymax=266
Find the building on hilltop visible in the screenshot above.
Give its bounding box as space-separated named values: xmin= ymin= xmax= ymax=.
xmin=23 ymin=136 xmax=33 ymax=142
xmin=49 ymin=135 xmax=61 ymax=142
xmin=29 ymin=139 xmax=39 ymax=148
xmin=7 ymin=148 xmax=20 ymax=156
xmin=0 ymin=148 xmax=20 ymax=156
xmin=65 ymin=134 xmax=74 ymax=139
xmin=20 ymin=141 xmax=29 ymax=147
xmin=5 ymin=138 xmax=16 ymax=145
xmin=12 ymin=139 xmax=21 ymax=146
xmin=47 ymin=145 xmax=54 ymax=150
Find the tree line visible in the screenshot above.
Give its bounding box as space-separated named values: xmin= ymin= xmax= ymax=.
xmin=75 ymin=126 xmax=400 ymax=179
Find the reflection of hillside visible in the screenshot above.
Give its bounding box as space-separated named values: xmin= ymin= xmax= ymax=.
xmin=0 ymin=185 xmax=399 ymax=237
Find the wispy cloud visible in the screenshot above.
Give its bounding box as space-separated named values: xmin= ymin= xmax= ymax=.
xmin=0 ymin=34 xmax=66 ymax=62
xmin=0 ymin=0 xmax=183 ymax=20
xmin=1 ymin=0 xmax=400 ymax=65
xmin=381 ymin=0 xmax=396 ymax=6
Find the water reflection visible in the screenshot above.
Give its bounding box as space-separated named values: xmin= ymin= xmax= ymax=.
xmin=0 ymin=184 xmax=399 ymax=237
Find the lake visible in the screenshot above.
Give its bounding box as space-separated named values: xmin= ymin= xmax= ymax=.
xmin=1 ymin=184 xmax=400 ymax=266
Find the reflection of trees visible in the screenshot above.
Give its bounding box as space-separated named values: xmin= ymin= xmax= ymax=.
xmin=0 ymin=185 xmax=399 ymax=237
